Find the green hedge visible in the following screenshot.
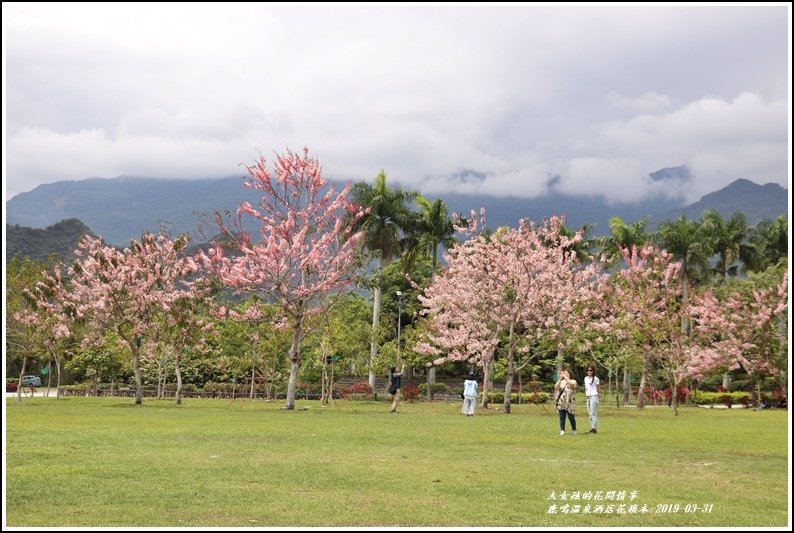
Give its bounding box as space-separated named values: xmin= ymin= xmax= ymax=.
xmin=485 ymin=391 xmax=549 ymax=404
xmin=418 ymin=383 xmax=451 ymax=394
xmin=693 ymin=390 xmax=753 ymax=406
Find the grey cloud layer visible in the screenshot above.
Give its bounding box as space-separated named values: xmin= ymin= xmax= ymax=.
xmin=5 ymin=4 xmax=790 ymax=203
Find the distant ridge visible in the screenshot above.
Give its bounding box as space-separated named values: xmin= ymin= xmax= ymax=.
xmin=5 ymin=176 xmax=787 ymax=246
xmin=6 ymin=218 xmax=94 ymax=264
xmin=649 ymin=178 xmax=788 ymax=228
xmin=5 ymin=176 xmax=262 ymax=246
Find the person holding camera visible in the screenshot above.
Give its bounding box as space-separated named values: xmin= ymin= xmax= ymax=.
xmin=461 ymin=371 xmax=478 ymax=416
xmin=389 ymin=364 xmax=405 ymax=413
xmin=554 ymin=369 xmax=578 ymax=435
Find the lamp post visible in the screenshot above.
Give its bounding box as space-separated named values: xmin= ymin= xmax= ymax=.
xmin=396 ymin=291 xmax=403 ymax=361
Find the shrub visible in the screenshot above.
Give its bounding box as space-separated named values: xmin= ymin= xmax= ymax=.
xmin=340 ymin=381 xmax=374 ymax=400
xmin=728 ymin=378 xmax=753 ymax=392
xmin=163 ymin=383 xmax=199 ymax=392
xmin=772 ymin=388 xmax=787 ymax=407
xmin=663 ymin=387 xmax=690 ymax=403
xmin=418 ymin=383 xmax=451 ymax=395
xmin=693 ymin=390 xmax=755 ymax=406
xmin=402 ymin=385 xmax=420 ymax=402
xmin=6 ymin=382 xmax=18 ymax=392
xmin=485 ymin=391 xmax=549 ymax=404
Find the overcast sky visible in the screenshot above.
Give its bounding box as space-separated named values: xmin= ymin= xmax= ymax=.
xmin=3 ymin=3 xmax=791 ymax=204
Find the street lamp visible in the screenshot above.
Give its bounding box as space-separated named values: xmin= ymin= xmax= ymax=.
xmin=396 ymin=291 xmax=403 ymax=360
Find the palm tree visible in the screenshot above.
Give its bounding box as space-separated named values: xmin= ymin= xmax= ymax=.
xmin=748 ymin=215 xmax=788 ymax=272
xmin=654 ymin=215 xmax=712 ymax=293
xmin=700 ymin=210 xmax=754 ymax=281
xmin=599 ymin=216 xmax=650 ymax=267
xmin=403 ymin=195 xmax=457 ymax=273
xmin=401 ymin=195 xmax=457 ymax=400
xmin=654 ymin=213 xmax=713 ymax=398
xmin=348 ymin=170 xmax=417 ymax=390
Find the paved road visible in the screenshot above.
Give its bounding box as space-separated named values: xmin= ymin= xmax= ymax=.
xmin=5 ymin=389 xmax=59 ymax=398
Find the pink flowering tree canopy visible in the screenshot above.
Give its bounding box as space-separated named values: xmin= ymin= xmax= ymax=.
xmin=417 ymin=215 xmax=604 ymax=411
xmin=690 ymin=265 xmax=788 ymax=396
xmin=201 ymin=147 xmax=365 ymax=410
xmin=38 ymin=232 xmax=209 ymax=405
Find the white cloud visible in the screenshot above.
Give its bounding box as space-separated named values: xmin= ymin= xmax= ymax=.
xmin=4 ymin=4 xmax=790 ymax=202
xmin=554 ymin=92 xmax=788 ymax=203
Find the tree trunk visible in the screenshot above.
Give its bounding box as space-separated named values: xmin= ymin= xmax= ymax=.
xmin=636 ymin=357 xmax=648 ymax=409
xmin=45 ymin=357 xmax=53 ymax=397
xmin=174 ymin=351 xmax=183 ymax=405
xmin=16 ymin=356 xmax=28 ymax=403
xmin=368 ymin=283 xmax=382 ymax=391
xmin=480 ymin=353 xmax=494 ymax=409
xmin=556 ymin=347 xmax=564 ymax=378
xmin=285 ymin=317 xmax=303 ymax=410
xmin=503 ymin=323 xmax=516 ymax=414
xmin=250 ymin=365 xmax=256 ymax=400
xmin=622 ymin=366 xmax=631 ymax=405
xmin=426 ymin=365 xmax=436 ymax=401
xmin=53 ymin=350 xmax=62 ymax=400
xmin=321 ymin=358 xmax=329 ymax=406
xmin=131 ymin=344 xmax=143 ymax=406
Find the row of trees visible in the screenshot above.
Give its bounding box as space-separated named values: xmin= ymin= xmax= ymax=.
xmin=6 ymin=147 xmax=789 ymax=414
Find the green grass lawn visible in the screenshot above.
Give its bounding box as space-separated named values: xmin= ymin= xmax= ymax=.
xmin=5 ymin=397 xmax=789 ymax=527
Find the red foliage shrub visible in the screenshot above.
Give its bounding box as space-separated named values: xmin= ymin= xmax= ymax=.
xmin=340 ymin=381 xmax=374 ymax=400
xmin=402 ymin=384 xmax=420 ymax=402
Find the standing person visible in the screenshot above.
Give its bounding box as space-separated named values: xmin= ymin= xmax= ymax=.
xmin=389 ymin=364 xmax=405 ymax=413
xmin=462 ymin=371 xmax=478 ymax=416
xmin=584 ymin=365 xmax=600 ymax=434
xmin=554 ymin=369 xmax=577 ymax=435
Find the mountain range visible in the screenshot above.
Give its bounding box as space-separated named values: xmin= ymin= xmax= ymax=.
xmin=6 ymin=175 xmax=788 ymax=248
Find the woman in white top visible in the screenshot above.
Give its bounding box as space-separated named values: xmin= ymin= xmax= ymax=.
xmin=584 ymin=365 xmax=600 ymax=434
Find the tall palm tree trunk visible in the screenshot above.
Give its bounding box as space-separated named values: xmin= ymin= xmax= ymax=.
xmin=368 ymin=284 xmax=382 ymax=391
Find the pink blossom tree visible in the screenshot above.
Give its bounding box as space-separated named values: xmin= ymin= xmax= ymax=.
xmin=150 ymin=288 xmax=216 ymax=404
xmin=417 ymin=215 xmax=604 ymax=413
xmin=598 ymin=245 xmax=689 ymax=410
xmin=597 ymin=245 xmax=740 ymax=414
xmin=690 ymin=267 xmax=788 ymax=402
xmin=416 ymin=229 xmax=507 ymax=408
xmin=35 ymin=232 xmax=209 ymax=405
xmin=512 ymin=218 xmax=606 ymax=381
xmin=10 ymin=258 xmax=73 ymax=402
xmin=201 ymin=147 xmax=365 ymax=410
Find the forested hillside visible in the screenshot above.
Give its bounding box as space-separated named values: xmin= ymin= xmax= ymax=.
xmin=6 ymin=218 xmax=94 ymax=264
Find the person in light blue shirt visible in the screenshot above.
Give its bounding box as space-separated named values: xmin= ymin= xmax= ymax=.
xmin=462 ymin=372 xmax=479 ymax=416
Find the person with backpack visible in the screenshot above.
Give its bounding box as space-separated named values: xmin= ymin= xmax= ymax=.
xmin=389 ymin=364 xmax=405 ymax=413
